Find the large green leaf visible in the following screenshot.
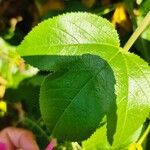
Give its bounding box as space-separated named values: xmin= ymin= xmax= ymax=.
xmin=83 ymin=52 xmax=150 ymax=149
xmin=40 ymin=54 xmax=116 ymax=142
xmin=17 ymin=12 xmax=119 ymax=143
xmin=17 ymin=13 xmax=119 ymax=57
xmin=110 ymin=52 xmax=150 ymax=146
xmin=17 ymin=12 xmax=150 ymax=148
xmin=82 ymin=124 xmax=143 ymax=150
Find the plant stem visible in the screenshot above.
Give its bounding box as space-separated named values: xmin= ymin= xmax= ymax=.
xmin=72 ymin=142 xmax=78 ymax=150
xmin=137 ymin=124 xmax=150 ymax=145
xmin=74 ymin=142 xmax=82 ymax=150
xmin=71 ymin=142 xmax=82 ymax=150
xmin=123 ymin=11 xmax=150 ymax=52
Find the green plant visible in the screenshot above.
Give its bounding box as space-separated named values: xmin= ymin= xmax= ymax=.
xmin=16 ymin=12 xmax=150 ymax=149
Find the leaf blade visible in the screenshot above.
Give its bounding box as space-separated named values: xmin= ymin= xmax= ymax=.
xmin=17 ymin=12 xmax=150 ymax=147
xmin=39 ymin=54 xmax=117 ymax=141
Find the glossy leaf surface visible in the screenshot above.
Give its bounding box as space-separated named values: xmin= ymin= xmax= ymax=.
xmin=17 ymin=12 xmax=150 ymax=147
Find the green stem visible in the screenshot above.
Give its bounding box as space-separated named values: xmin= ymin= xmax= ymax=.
xmin=71 ymin=142 xmax=82 ymax=150
xmin=137 ymin=124 xmax=150 ymax=145
xmin=123 ymin=11 xmax=150 ymax=51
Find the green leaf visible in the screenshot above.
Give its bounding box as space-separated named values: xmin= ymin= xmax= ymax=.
xmin=17 ymin=12 xmax=119 ymax=143
xmin=17 ymin=12 xmax=150 ymax=148
xmin=82 ymin=124 xmax=143 ymax=150
xmin=83 ymin=51 xmax=150 ymax=149
xmin=40 ymin=54 xmax=116 ymax=142
xmin=135 ymin=16 xmax=150 ymax=63
xmin=17 ymin=12 xmax=119 ymax=57
xmin=139 ymin=0 xmax=150 ymax=16
xmin=5 ymin=74 xmax=45 ymax=119
xmin=112 ymin=52 xmax=150 ymax=146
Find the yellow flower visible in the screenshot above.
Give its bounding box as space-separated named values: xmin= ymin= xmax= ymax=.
xmin=0 ymin=100 xmax=7 ymax=113
xmin=0 ymin=76 xmax=7 ymax=98
xmin=0 ymin=85 xmax=6 ymax=98
xmin=0 ymin=76 xmax=7 ymax=85
xmin=112 ymin=3 xmax=131 ymax=32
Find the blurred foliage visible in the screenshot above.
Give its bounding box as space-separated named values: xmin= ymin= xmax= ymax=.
xmin=22 ymin=117 xmax=50 ymax=150
xmin=0 ymin=0 xmax=149 ymax=149
xmin=0 ymin=37 xmax=27 ymax=87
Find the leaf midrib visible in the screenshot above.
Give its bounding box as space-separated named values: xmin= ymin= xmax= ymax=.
xmin=116 ymin=54 xmax=129 ymax=144
xmin=116 ymin=53 xmax=150 ymax=144
xmin=19 ymin=43 xmax=119 ymax=56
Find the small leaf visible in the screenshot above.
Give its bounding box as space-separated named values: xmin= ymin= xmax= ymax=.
xmin=139 ymin=0 xmax=150 ymax=16
xmin=134 ymin=12 xmax=150 ymax=63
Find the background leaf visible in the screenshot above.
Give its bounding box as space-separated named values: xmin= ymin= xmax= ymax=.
xmin=4 ymin=74 xmax=45 ymax=119
xmin=22 ymin=117 xmax=49 ymax=150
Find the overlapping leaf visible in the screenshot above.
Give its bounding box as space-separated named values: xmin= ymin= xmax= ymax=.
xmin=83 ymin=51 xmax=150 ymax=149
xmin=39 ymin=54 xmax=116 ymax=142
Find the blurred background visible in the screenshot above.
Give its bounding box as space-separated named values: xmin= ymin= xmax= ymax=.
xmin=0 ymin=0 xmax=149 ymax=149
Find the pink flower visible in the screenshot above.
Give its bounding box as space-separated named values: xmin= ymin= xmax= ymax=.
xmin=45 ymin=139 xmax=56 ymax=150
xmin=0 ymin=142 xmax=6 ymax=150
